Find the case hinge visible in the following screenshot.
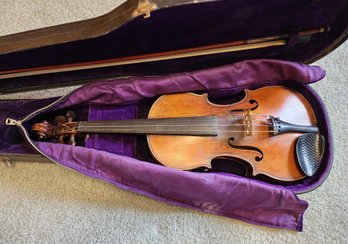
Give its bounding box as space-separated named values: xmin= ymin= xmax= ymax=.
xmin=132 ymin=0 xmax=158 ymax=19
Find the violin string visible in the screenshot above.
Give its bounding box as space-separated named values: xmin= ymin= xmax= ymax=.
xmin=224 ymin=114 xmax=270 ymax=119
xmin=70 ymin=114 xmax=276 ymax=135
xmin=78 ymin=128 xmax=274 ymax=133
xmin=219 ymin=118 xmax=271 ymax=123
xmin=78 ymin=124 xmax=271 ymax=127
xmin=79 ymin=118 xmax=273 ymax=126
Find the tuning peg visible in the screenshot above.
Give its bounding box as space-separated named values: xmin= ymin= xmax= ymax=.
xmin=54 ymin=115 xmax=67 ymax=125
xmin=66 ymin=110 xmax=76 ymax=122
xmin=68 ymin=134 xmax=76 ymax=146
xmin=59 ymin=135 xmax=65 ymax=144
xmin=37 ymin=132 xmax=47 ymax=140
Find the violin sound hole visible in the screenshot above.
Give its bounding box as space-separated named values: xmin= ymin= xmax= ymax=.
xmin=255 ymin=155 xmax=263 ymax=162
xmin=228 ymin=138 xmax=264 ymax=162
xmin=249 ymin=100 xmax=259 ymax=110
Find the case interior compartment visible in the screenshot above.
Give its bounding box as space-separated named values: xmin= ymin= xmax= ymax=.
xmin=0 ymin=0 xmax=347 ymax=94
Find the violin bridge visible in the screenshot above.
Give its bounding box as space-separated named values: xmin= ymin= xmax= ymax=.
xmin=243 ymin=110 xmax=253 ymax=136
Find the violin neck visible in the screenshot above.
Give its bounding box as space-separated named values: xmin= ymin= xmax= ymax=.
xmin=77 ymin=116 xmax=218 ymax=136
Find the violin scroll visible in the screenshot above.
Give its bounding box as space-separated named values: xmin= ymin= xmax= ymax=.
xmin=32 ymin=120 xmax=55 ymax=140
xmin=31 ymin=110 xmax=78 ymax=145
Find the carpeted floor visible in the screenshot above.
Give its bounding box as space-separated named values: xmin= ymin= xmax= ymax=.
xmin=0 ymin=1 xmax=347 ymax=243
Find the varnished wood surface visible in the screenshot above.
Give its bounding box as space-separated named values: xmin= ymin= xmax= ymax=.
xmin=147 ymin=86 xmax=317 ymax=181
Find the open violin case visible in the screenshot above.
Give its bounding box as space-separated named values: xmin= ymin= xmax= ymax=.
xmin=0 ymin=0 xmax=347 ymax=231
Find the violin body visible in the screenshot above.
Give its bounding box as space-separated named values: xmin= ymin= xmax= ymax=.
xmin=147 ymin=86 xmax=317 ymax=181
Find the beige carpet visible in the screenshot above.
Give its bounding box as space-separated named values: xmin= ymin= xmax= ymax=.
xmin=0 ymin=1 xmax=347 ymax=243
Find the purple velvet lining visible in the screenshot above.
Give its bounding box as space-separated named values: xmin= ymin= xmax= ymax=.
xmin=1 ymin=0 xmax=346 ymax=71
xmin=85 ymin=104 xmax=137 ymax=157
xmin=15 ymin=59 xmax=329 ymax=231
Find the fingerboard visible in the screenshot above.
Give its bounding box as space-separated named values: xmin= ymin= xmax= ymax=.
xmin=78 ymin=116 xmax=218 ymax=136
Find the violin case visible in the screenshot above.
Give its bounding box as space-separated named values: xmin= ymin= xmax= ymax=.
xmin=0 ymin=0 xmax=347 ymax=231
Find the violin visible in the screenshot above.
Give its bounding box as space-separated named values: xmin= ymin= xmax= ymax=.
xmin=32 ymin=86 xmax=322 ymax=181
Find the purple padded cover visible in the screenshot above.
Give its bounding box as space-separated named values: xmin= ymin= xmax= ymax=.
xmin=31 ymin=59 xmax=330 ymax=231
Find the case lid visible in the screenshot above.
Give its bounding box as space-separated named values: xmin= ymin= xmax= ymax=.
xmin=0 ymin=0 xmax=347 ymax=94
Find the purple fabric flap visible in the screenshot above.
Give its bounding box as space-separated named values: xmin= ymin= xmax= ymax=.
xmin=57 ymin=59 xmax=324 ymax=108
xmin=37 ymin=142 xmax=308 ymax=231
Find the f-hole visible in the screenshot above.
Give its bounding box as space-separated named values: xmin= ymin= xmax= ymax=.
xmin=229 ymin=100 xmax=259 ymax=112
xmin=228 ymin=137 xmax=264 ymax=162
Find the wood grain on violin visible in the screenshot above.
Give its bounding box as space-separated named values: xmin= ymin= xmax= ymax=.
xmin=31 ymin=86 xmax=319 ymax=181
